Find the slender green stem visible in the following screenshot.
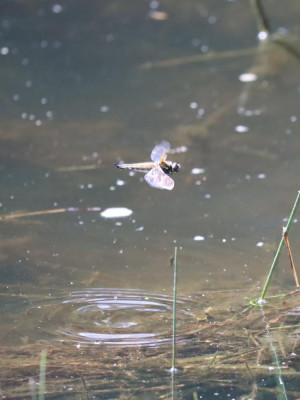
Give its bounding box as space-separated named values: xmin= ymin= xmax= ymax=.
xmin=39 ymin=351 xmax=47 ymax=400
xmin=171 ymin=246 xmax=178 ymax=372
xmin=260 ymin=191 xmax=300 ymax=299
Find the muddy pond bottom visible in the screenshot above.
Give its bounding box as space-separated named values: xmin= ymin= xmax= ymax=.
xmin=31 ymin=288 xmax=197 ymax=348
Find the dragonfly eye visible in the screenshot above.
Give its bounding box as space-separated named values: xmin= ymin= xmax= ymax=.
xmin=172 ymin=163 xmax=181 ymax=172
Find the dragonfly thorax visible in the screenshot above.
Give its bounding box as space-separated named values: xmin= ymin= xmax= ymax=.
xmin=161 ymin=161 xmax=181 ymax=175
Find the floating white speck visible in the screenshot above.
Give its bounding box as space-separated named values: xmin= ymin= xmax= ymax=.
xmin=238 ymin=107 xmax=262 ymax=117
xmin=197 ymin=108 xmax=205 ymax=118
xmin=52 ymin=4 xmax=63 ymax=13
xmin=100 ymin=105 xmax=109 ymax=112
xmin=191 ymin=167 xmax=205 ymax=175
xmin=257 ymin=298 xmax=267 ymax=305
xmin=194 ymin=235 xmax=205 ymax=241
xmin=235 ymin=125 xmax=249 ymax=133
xmin=189 ymin=102 xmax=198 ymax=109
xmin=0 ymin=46 xmax=9 ymax=55
xmin=256 ymin=242 xmax=264 ymax=247
xmin=258 ymin=31 xmax=268 ymax=41
xmin=101 ymin=207 xmax=133 ymax=219
xmin=149 ymin=0 xmax=159 ymax=9
xmin=238 ymin=73 xmax=257 ymax=83
xmin=257 ymin=173 xmax=266 ymax=179
xmin=148 ymin=10 xmax=168 ymax=20
xmin=116 ymin=179 xmax=125 ymax=186
xmin=46 ymin=110 xmax=53 ymax=118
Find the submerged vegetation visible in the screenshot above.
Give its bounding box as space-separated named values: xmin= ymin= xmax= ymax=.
xmin=0 ymin=0 xmax=300 ymax=399
xmin=0 ymin=289 xmax=299 ymax=399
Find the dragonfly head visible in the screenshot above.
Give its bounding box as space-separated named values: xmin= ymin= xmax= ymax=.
xmin=171 ymin=162 xmax=181 ymax=173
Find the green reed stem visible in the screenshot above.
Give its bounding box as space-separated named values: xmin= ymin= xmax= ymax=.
xmin=171 ymin=246 xmax=178 ymax=372
xmin=260 ymin=191 xmax=300 ymax=300
xmin=39 ymin=351 xmax=47 ymax=400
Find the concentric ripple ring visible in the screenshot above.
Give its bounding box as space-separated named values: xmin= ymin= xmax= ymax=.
xmin=47 ymin=288 xmax=197 ymax=348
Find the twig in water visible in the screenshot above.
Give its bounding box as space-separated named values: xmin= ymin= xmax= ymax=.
xmin=0 ymin=207 xmax=101 ymax=222
xmin=283 ymin=228 xmax=299 ymax=287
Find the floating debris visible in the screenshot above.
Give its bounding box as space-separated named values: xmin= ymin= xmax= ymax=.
xmin=100 ymin=207 xmax=133 ymax=219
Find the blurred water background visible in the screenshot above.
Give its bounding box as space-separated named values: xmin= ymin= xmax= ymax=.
xmin=1 ymin=1 xmax=300 ymax=398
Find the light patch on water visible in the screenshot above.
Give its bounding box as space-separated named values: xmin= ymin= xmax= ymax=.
xmin=149 ymin=1 xmax=159 ymax=10
xmin=191 ymin=168 xmax=205 ymax=175
xmin=52 ymin=4 xmax=63 ymax=13
xmin=148 ymin=11 xmax=168 ymax=20
xmin=235 ymin=125 xmax=249 ymax=133
xmin=100 ymin=207 xmax=133 ymax=218
xmin=258 ymin=31 xmax=268 ymax=41
xmin=100 ymin=105 xmax=110 ymax=112
xmin=237 ymin=107 xmax=262 ymax=116
xmin=256 ymin=241 xmax=264 ymax=247
xmin=194 ymin=235 xmax=205 ymax=241
xmin=0 ymin=46 xmax=9 ymax=55
xmin=257 ymin=173 xmax=266 ymax=179
xmin=238 ymin=73 xmax=257 ymax=82
xmin=257 ymin=298 xmax=267 ymax=305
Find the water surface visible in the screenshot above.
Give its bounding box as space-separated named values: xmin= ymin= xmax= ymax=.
xmin=1 ymin=0 xmax=300 ymax=398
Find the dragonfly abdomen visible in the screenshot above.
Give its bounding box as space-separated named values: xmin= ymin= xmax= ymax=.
xmin=114 ymin=162 xmax=154 ymax=173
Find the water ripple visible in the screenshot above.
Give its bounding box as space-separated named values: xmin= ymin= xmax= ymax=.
xmin=49 ymin=288 xmax=197 ymax=348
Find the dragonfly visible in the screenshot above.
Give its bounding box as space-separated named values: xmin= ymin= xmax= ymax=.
xmin=114 ymin=140 xmax=181 ymax=190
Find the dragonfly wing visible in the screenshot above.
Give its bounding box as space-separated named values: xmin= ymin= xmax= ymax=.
xmin=150 ymin=140 xmax=171 ymax=162
xmin=144 ymin=165 xmax=174 ymax=190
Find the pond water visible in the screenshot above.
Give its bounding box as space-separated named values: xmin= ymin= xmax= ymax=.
xmin=1 ymin=1 xmax=300 ymax=399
